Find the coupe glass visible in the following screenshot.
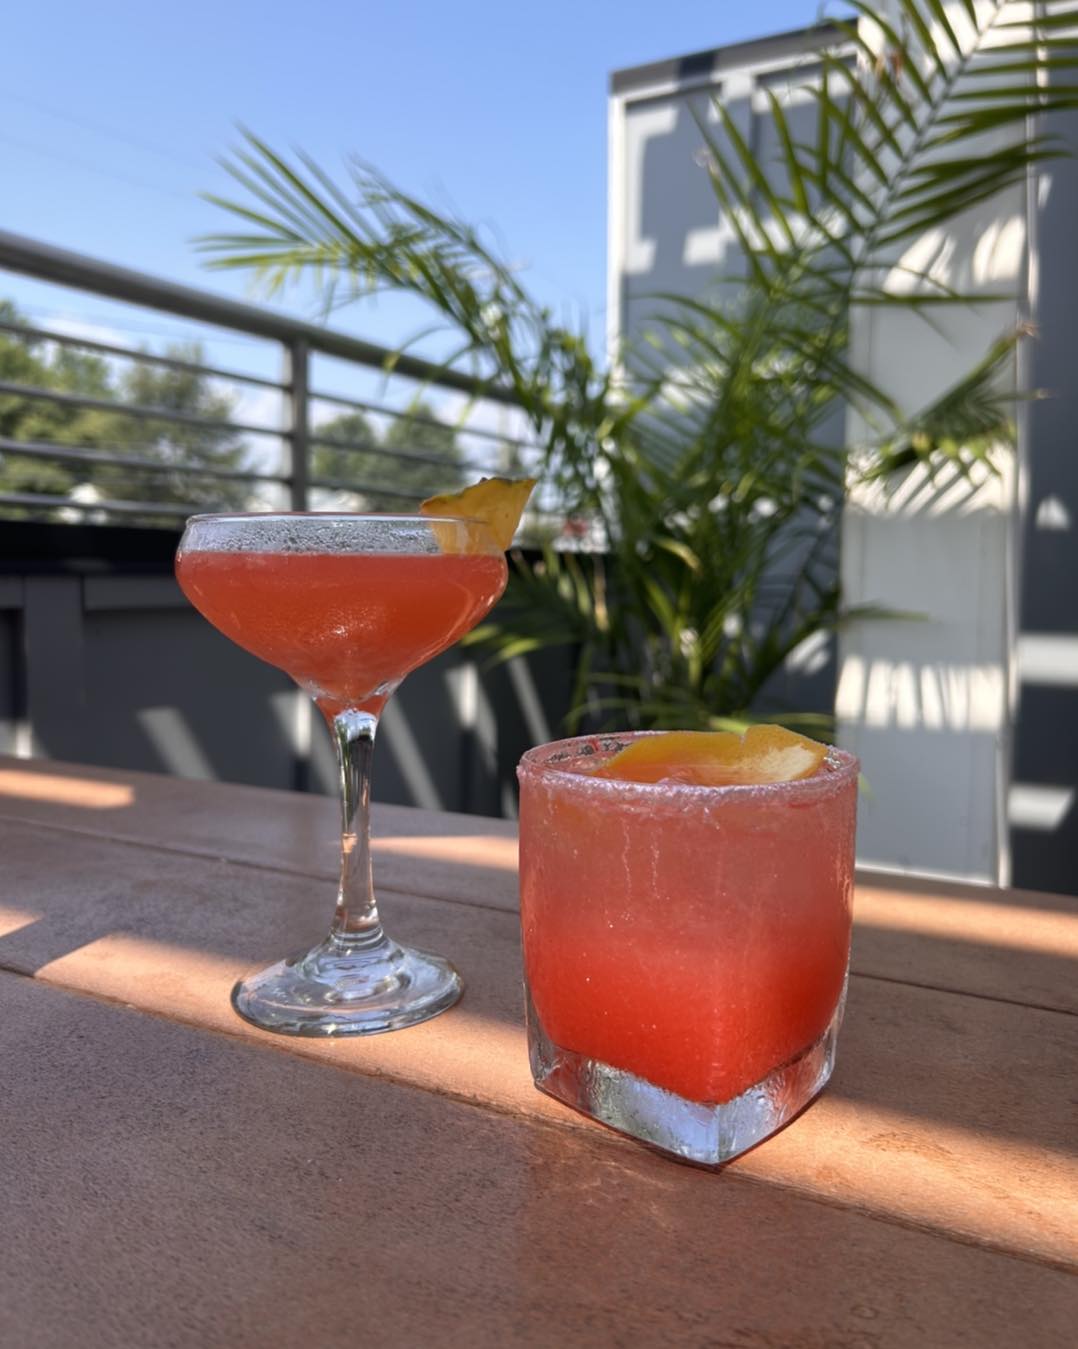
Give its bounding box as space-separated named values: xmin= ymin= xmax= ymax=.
xmin=176 ymin=512 xmax=508 ymax=1035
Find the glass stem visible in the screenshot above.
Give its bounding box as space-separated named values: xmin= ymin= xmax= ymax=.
xmin=330 ymin=709 xmax=385 ymax=951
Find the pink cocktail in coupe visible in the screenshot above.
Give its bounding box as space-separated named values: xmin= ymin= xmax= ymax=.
xmin=178 ymin=547 xmax=505 ymax=719
xmin=176 ymin=510 xmax=510 ymax=1036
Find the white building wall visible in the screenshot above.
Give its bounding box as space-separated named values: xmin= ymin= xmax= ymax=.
xmin=608 ymin=12 xmax=1039 ymax=885
xmin=840 ymin=221 xmax=1025 ymax=884
xmin=838 ymin=1 xmax=1034 ymax=884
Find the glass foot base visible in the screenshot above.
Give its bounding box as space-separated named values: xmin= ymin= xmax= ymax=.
xmin=526 ymin=990 xmax=843 ymax=1167
xmin=232 ymin=934 xmax=462 ymax=1036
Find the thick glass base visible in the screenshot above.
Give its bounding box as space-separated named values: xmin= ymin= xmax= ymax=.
xmin=232 ymin=933 xmax=462 ymax=1036
xmin=526 ymin=987 xmax=844 ymax=1167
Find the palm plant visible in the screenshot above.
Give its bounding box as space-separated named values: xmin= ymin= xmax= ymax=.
xmin=199 ymin=1 xmax=1078 ymax=734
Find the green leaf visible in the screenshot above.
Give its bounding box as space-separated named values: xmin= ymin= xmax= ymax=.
xmin=653 ymin=537 xmax=703 ymax=574
xmin=836 ymin=6 xmax=933 ymax=103
xmin=763 ymin=87 xmax=811 ymax=217
xmin=922 ymin=0 xmax=964 ymax=57
xmin=999 ymin=10 xmax=1078 ymax=32
xmin=892 ymin=0 xmax=951 ymax=83
xmin=712 ymin=101 xmax=799 ymax=249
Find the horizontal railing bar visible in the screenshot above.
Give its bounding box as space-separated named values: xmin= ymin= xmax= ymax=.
xmin=310 ymin=386 xmax=542 ymax=452
xmin=0 ymin=490 xmax=196 ymax=518
xmin=0 ymin=320 xmax=286 ymax=391
xmin=307 ymin=433 xmax=491 ymax=474
xmin=0 ymin=380 xmax=280 ymax=437
xmin=0 ymin=437 xmax=288 ymax=485
xmin=307 ymin=476 xmax=435 ymax=500
xmin=0 ymin=229 xmax=520 ymax=406
xmin=0 ymin=486 xmax=566 ymax=530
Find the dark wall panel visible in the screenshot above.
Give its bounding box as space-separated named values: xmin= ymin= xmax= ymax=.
xmin=0 ymin=526 xmax=580 ymax=819
xmin=0 ymin=611 xmax=18 ymax=756
xmin=1011 ymin=96 xmax=1078 ymax=895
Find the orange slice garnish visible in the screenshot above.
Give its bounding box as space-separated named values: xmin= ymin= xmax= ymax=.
xmin=420 ymin=475 xmax=537 ymax=551
xmin=591 ymin=725 xmax=828 ymax=787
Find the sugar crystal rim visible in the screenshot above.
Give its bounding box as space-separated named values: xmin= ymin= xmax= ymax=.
xmin=183 ymin=510 xmax=487 ymax=526
xmin=517 ymin=731 xmax=859 ymax=801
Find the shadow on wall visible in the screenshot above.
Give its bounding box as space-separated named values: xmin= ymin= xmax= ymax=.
xmin=0 ymin=530 xmax=577 ymax=820
xmin=621 ymin=87 xmax=750 ymax=348
xmin=837 ymin=471 xmax=1011 ymax=885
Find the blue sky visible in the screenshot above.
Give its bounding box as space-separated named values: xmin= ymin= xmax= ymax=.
xmin=2 ymin=2 xmax=829 ymax=337
xmin=2 ymin=0 xmax=830 ymax=462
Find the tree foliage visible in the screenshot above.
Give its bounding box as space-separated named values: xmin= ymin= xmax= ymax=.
xmin=312 ymin=400 xmax=465 ymax=510
xmin=0 ymin=303 xmax=476 ymax=523
xmin=0 ymin=304 xmax=252 ymax=516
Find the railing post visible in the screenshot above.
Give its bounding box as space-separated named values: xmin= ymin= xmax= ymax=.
xmin=285 ymin=337 xmax=310 ymax=512
xmin=284 ymin=336 xmax=312 ymax=792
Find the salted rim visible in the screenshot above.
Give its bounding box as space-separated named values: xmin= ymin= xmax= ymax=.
xmin=178 ymin=511 xmax=506 ymax=556
xmin=517 ymin=731 xmax=859 ymax=803
xmin=183 ymin=511 xmax=487 ymax=526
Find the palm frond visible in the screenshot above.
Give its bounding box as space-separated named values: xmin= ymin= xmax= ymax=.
xmin=197 ymin=1 xmax=1070 ymax=738
xmin=859 ymin=326 xmax=1025 ymax=480
xmin=697 ymin=0 xmax=1078 ymax=316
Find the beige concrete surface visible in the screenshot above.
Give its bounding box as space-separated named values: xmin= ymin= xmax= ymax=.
xmin=0 ymin=755 xmax=519 ymax=911
xmin=0 ymin=810 xmax=1076 ymax=1265
xmin=853 ymin=869 xmax=1078 ymax=1017
xmin=1 ymin=756 xmax=1074 ymax=1016
xmin=2 ymin=973 xmax=1075 ymax=1349
xmin=1 ymin=755 xmax=1076 ymax=1340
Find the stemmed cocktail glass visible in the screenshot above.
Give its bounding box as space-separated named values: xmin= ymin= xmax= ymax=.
xmin=176 ymin=512 xmax=508 ymax=1036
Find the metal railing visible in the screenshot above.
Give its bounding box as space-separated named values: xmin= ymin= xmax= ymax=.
xmin=0 ymin=230 xmax=540 ymax=526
